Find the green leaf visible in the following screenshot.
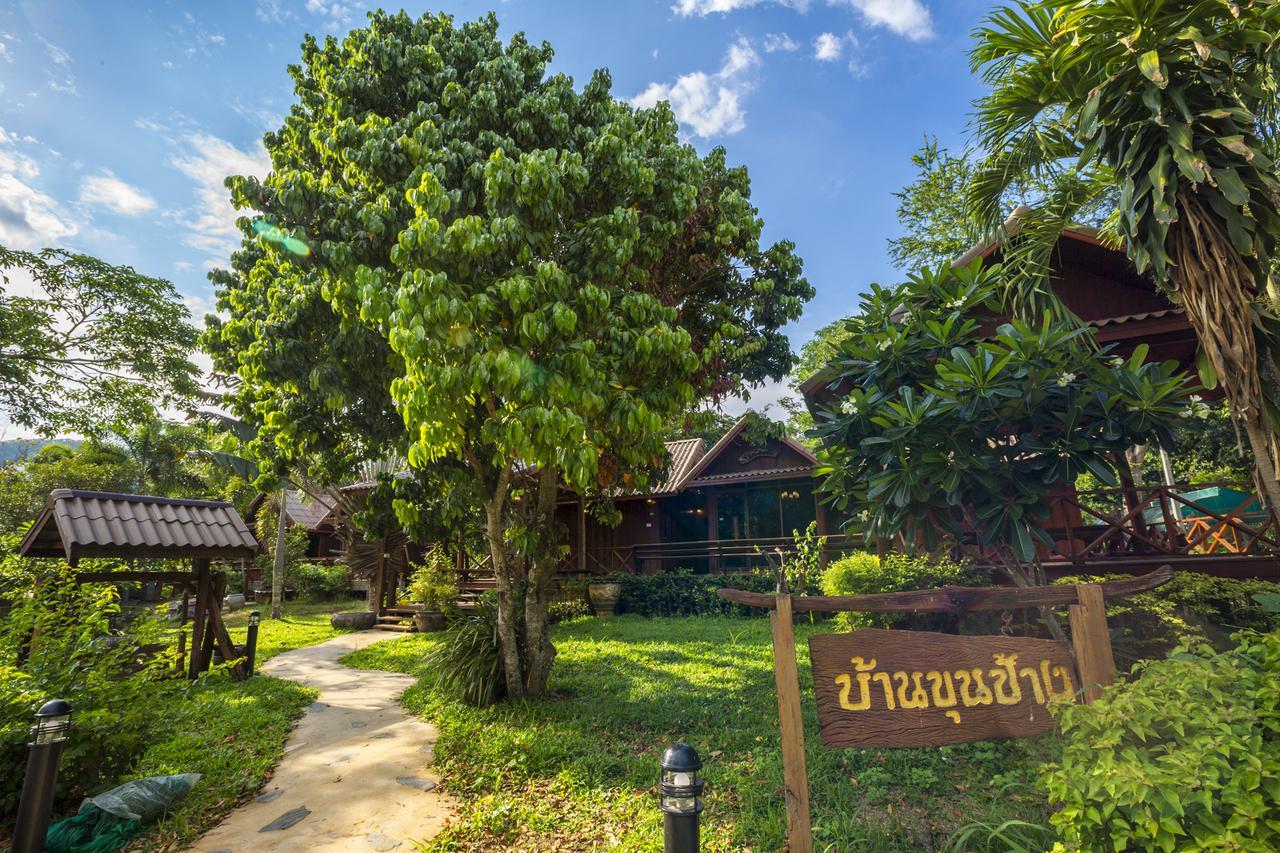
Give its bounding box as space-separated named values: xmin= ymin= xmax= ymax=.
xmin=1194 ymin=347 xmax=1218 ymax=389
xmin=1212 ymin=167 xmax=1250 ymax=205
xmin=1138 ymin=50 xmax=1166 ymax=88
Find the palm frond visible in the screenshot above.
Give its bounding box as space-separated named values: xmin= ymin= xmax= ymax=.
xmin=188 ymin=407 xmax=258 ymax=443
xmin=189 ymin=448 xmax=260 ymax=481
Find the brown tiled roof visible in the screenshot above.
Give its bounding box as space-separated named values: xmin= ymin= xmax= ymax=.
xmin=687 ymin=465 xmax=815 ymax=486
xmin=18 ymin=489 xmax=259 ymax=565
xmin=283 ymin=490 xmax=335 ymax=529
xmin=654 ymin=438 xmax=706 ymax=495
xmin=1087 ymin=306 xmax=1185 ymax=327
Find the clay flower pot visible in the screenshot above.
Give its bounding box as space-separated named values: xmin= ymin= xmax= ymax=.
xmin=587 ymin=582 xmax=622 ymax=618
xmin=413 ymin=609 xmax=447 ymax=632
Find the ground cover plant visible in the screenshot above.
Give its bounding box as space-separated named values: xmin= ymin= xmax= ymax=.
xmin=343 ymin=616 xmax=1057 ymax=852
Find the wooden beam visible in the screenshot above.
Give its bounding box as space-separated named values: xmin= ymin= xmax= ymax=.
xmin=188 ymin=558 xmax=211 ymax=679
xmin=717 ymin=566 xmax=1173 ymax=613
xmin=1068 ymin=583 xmax=1117 ymax=703
xmin=770 ymin=587 xmax=812 ymax=852
xmin=75 ymin=570 xmax=197 ymax=585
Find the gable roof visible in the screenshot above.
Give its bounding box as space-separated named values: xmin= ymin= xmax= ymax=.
xmin=652 ymin=438 xmax=706 ymax=496
xmin=678 ymin=416 xmax=818 ymax=489
xmin=18 ymin=489 xmax=259 ymax=566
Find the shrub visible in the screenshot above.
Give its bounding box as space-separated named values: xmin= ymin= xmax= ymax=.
xmin=290 ymin=562 xmax=351 ymax=601
xmin=0 ymin=561 xmax=172 ymax=820
xmin=424 ymin=593 xmax=508 ymax=707
xmin=1054 ymin=573 xmax=1280 ymax=665
xmin=820 ymin=552 xmax=991 ymax=630
xmin=1043 ymin=629 xmax=1280 ymax=851
xmin=605 ymin=570 xmax=779 ymax=617
xmin=406 ymin=550 xmax=458 ymax=611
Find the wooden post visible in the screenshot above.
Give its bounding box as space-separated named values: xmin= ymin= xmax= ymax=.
xmin=578 ymin=498 xmax=587 ymax=575
xmin=369 ymin=545 xmax=385 ymax=615
xmin=1068 ymin=583 xmax=1116 ymax=703
xmin=770 ymin=581 xmax=813 ymax=853
xmin=188 ymin=558 xmax=211 ymax=679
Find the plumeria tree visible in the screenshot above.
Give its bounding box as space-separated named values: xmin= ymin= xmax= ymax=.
xmin=812 ymin=261 xmax=1196 ymax=609
xmin=205 ymin=11 xmax=810 ymax=697
xmin=968 ymin=0 xmax=1280 ymax=509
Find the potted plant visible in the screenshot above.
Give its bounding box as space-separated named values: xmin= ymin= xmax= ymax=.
xmin=587 ymin=578 xmax=622 ymax=618
xmin=407 ymin=552 xmax=457 ymax=632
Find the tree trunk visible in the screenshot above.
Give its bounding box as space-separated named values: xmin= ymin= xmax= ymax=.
xmin=483 ymin=474 xmax=525 ymax=700
xmin=271 ymin=485 xmax=287 ymax=620
xmin=522 ymin=466 xmax=562 ymax=696
xmin=1169 ymin=191 xmax=1280 ymax=513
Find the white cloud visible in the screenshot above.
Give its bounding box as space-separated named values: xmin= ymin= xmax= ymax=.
xmin=305 ymin=0 xmax=359 ymax=30
xmin=673 ymin=0 xmax=809 ymax=15
xmin=168 ymin=133 xmax=270 ymax=259
xmin=0 ymin=43 xmax=10 ymax=64
xmin=208 ymin=34 xmax=225 ymax=45
xmin=834 ymin=0 xmax=934 ymax=41
xmin=0 ymin=136 xmax=76 ymax=249
xmin=80 ymin=172 xmax=157 ymax=216
xmin=763 ymin=32 xmax=799 ymax=53
xmin=256 ymin=0 xmax=297 ymax=24
xmin=632 ymin=38 xmax=760 ymax=139
xmin=814 ymin=32 xmax=843 ymax=61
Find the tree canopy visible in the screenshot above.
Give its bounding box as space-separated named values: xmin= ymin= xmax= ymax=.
xmin=812 ymin=260 xmax=1195 ymax=586
xmin=206 ymin=10 xmax=811 ymax=697
xmin=0 ymin=247 xmax=200 ymax=436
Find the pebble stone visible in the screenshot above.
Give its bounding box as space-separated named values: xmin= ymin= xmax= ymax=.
xmin=395 ymin=776 xmax=437 ymax=792
xmin=366 ymin=832 xmax=403 ymax=850
xmin=259 ymin=805 xmax=310 ymax=832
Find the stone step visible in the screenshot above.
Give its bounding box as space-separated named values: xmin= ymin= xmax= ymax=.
xmin=374 ymin=623 xmax=415 ymax=632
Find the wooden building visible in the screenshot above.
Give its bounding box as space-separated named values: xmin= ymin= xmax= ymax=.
xmin=802 ymin=217 xmax=1280 ymax=580
xmin=555 ymin=416 xmax=853 ymax=575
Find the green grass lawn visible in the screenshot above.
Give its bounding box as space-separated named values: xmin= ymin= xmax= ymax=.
xmin=220 ymin=596 xmax=365 ymax=662
xmin=343 ymin=616 xmax=1059 ymax=852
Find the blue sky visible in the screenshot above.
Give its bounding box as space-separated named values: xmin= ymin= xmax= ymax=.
xmin=0 ymin=0 xmax=994 ymax=428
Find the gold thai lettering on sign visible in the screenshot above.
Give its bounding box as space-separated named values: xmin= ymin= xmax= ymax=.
xmin=832 ymin=653 xmax=1074 ymax=722
xmin=809 ymin=628 xmax=1078 ymax=748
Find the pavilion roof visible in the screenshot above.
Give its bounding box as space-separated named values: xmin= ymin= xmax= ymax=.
xmin=18 ymin=489 xmax=259 ymax=565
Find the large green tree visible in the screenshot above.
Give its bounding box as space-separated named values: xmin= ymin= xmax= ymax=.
xmin=0 ymin=247 xmax=199 ymax=435
xmin=969 ymin=0 xmax=1280 ymax=510
xmin=206 ymin=10 xmax=810 ymax=696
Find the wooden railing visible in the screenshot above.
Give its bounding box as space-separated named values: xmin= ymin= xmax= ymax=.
xmin=561 ymin=534 xmax=862 ymax=575
xmin=1014 ymin=482 xmax=1280 ymax=567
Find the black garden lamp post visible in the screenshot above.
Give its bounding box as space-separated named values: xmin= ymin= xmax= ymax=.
xmin=659 ymin=743 xmax=704 ymax=853
xmin=245 ymin=610 xmax=261 ymax=677
xmin=13 ymin=699 xmax=73 ymax=853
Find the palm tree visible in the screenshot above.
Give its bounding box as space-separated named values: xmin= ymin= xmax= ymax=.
xmin=968 ymin=0 xmax=1280 ymax=509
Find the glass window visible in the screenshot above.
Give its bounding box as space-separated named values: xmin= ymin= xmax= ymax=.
xmin=661 ymin=489 xmax=707 ymax=543
xmin=780 ymin=480 xmax=817 ymax=538
xmin=717 ymin=487 xmax=745 ymax=541
xmin=746 ymin=485 xmax=781 ymax=539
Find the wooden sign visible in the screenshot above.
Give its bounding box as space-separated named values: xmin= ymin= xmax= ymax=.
xmin=808 ymin=628 xmax=1076 ymax=748
xmin=716 ymin=566 xmax=1173 ymax=853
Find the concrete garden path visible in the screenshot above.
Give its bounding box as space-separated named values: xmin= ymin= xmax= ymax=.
xmin=192 ymin=631 xmax=455 ymax=852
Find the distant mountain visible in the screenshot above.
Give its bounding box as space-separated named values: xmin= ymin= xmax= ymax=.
xmin=0 ymin=438 xmax=82 ymax=464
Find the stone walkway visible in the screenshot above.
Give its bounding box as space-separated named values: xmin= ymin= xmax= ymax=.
xmin=192 ymin=631 xmax=454 ymax=852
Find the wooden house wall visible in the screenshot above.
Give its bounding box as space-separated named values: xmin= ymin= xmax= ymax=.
xmin=557 ymin=497 xmax=660 ymax=574
xmin=694 ymin=437 xmax=811 ymax=479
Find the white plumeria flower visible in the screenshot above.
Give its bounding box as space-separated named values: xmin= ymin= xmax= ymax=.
xmin=840 ymin=398 xmax=860 ymax=416
xmin=1109 ymin=356 xmax=1125 ymax=368
xmin=878 ymin=338 xmax=892 ymax=352
xmin=1057 ymin=371 xmax=1077 ymax=386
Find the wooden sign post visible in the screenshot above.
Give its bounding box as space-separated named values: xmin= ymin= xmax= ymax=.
xmin=718 ymin=566 xmax=1173 ymax=850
